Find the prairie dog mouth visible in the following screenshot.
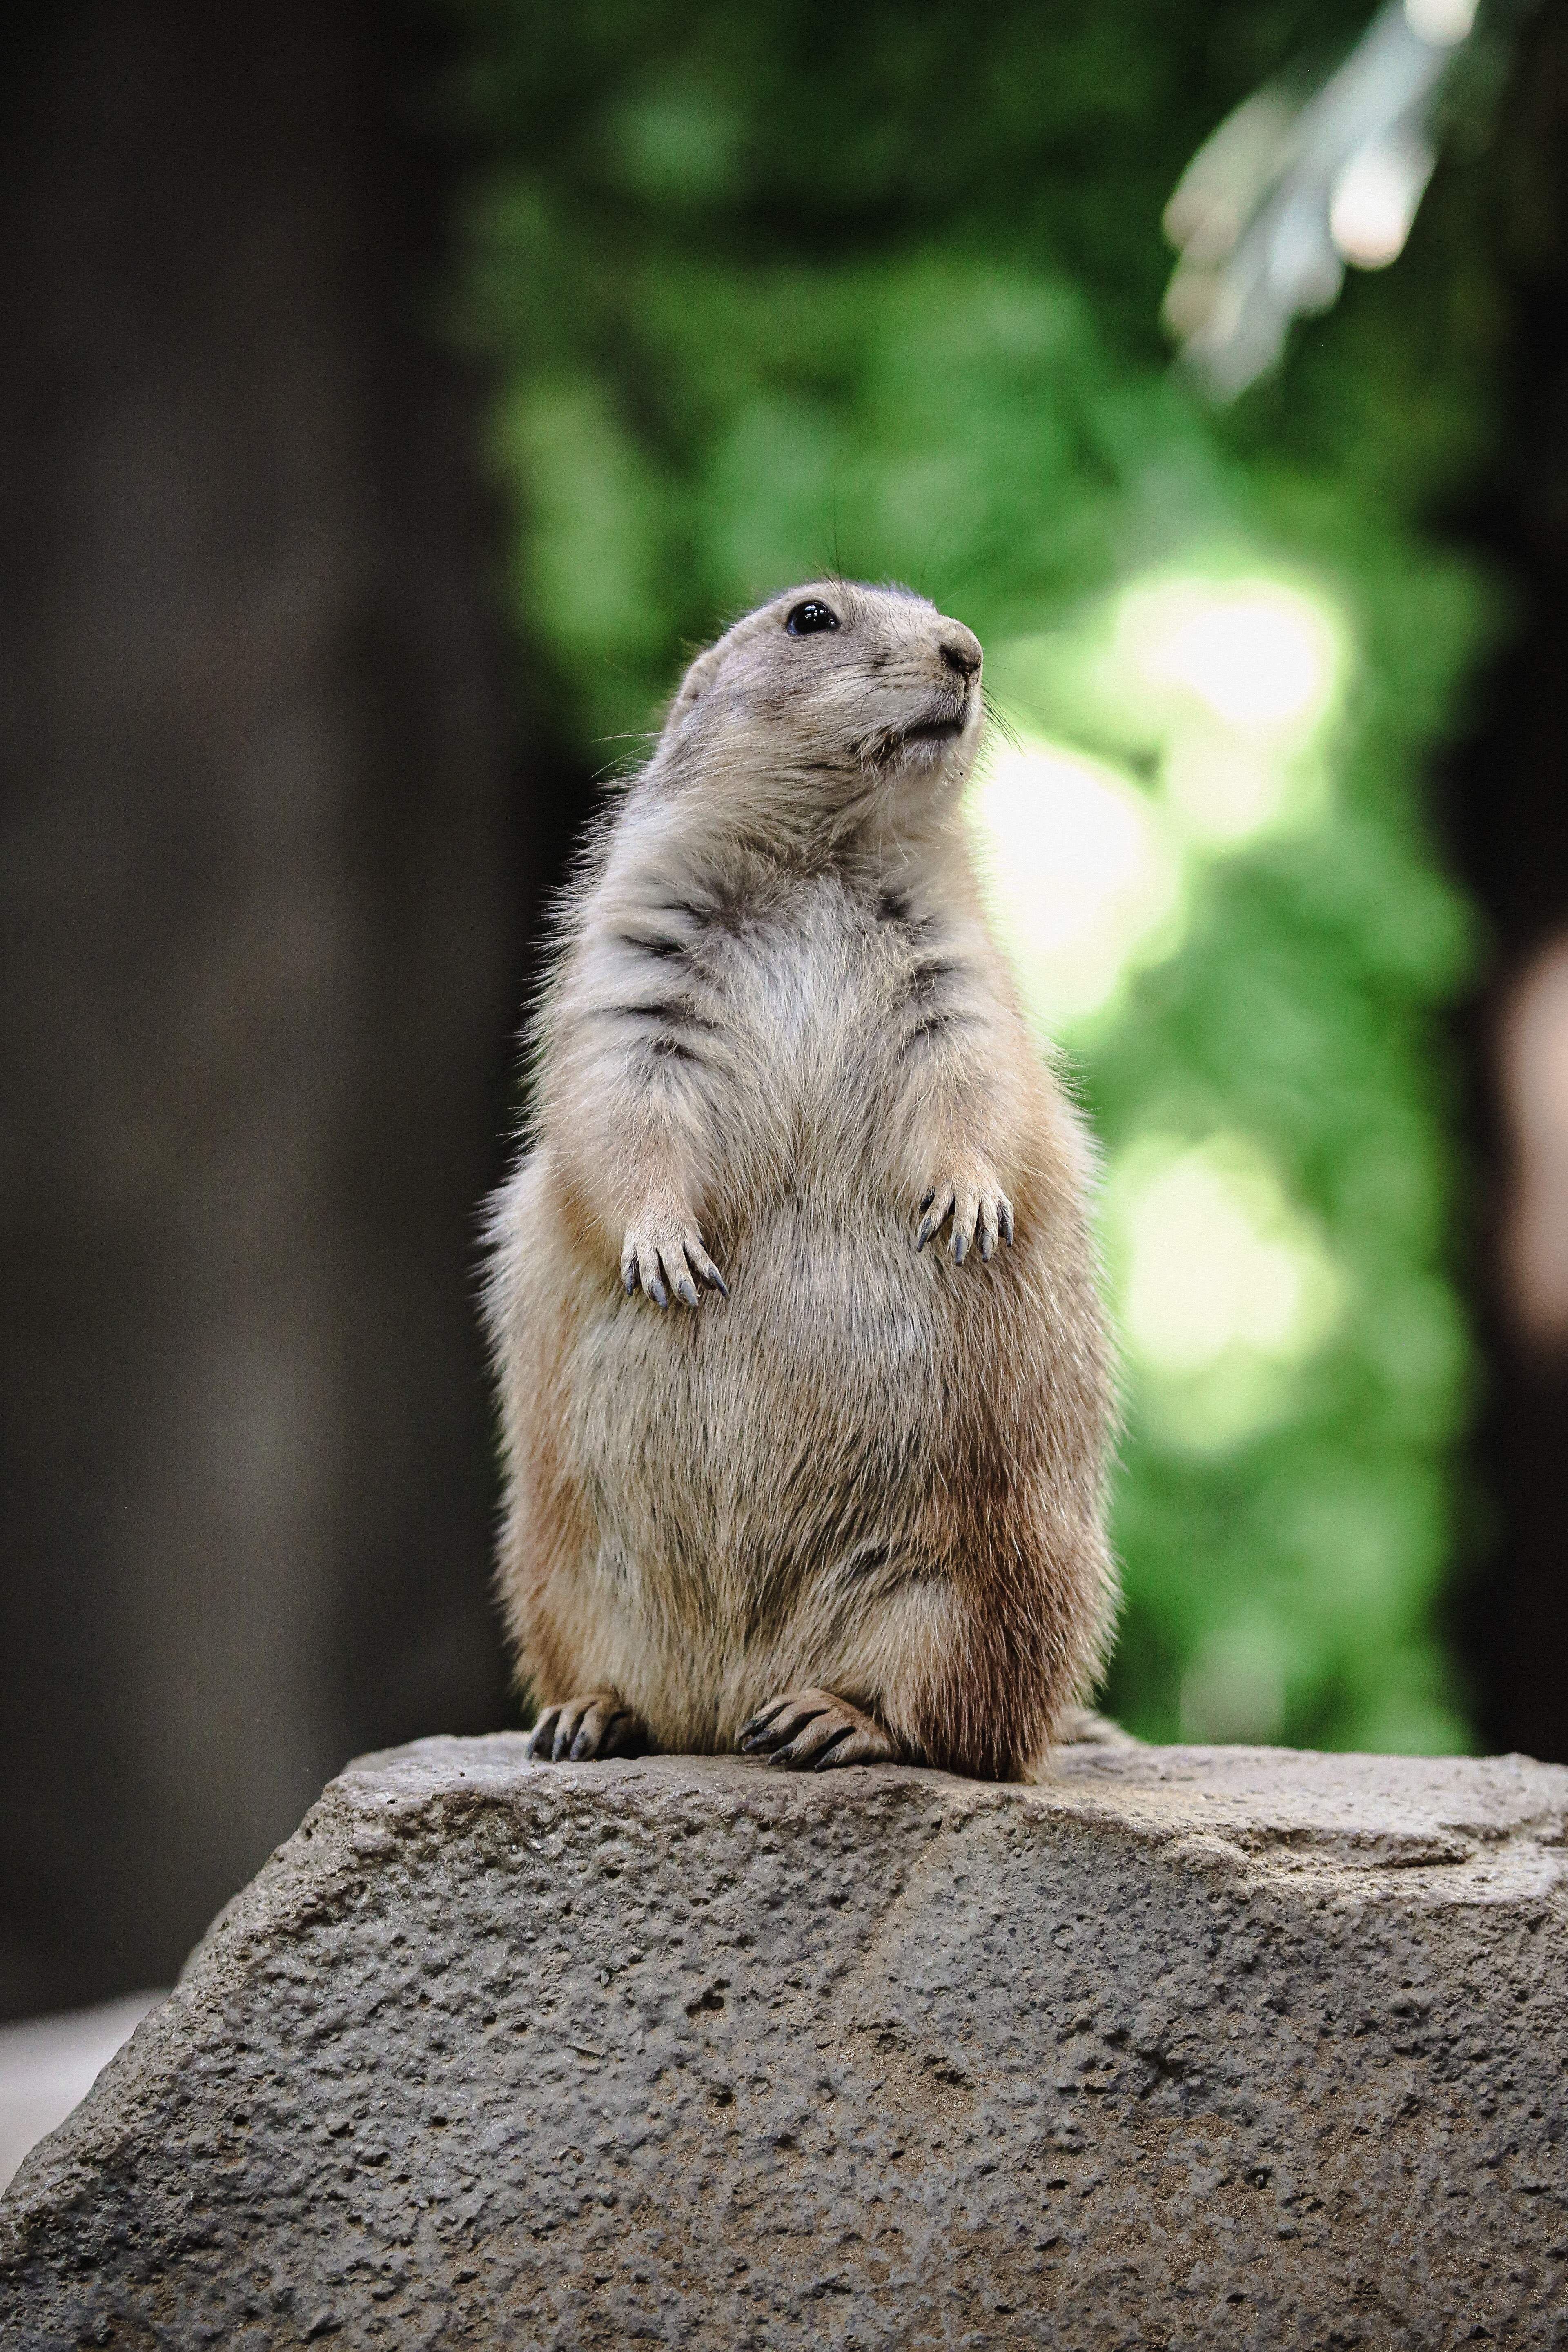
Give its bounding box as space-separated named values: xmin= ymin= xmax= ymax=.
xmin=856 ymin=690 xmax=972 ymax=771
xmin=902 ymin=683 xmax=972 ymax=743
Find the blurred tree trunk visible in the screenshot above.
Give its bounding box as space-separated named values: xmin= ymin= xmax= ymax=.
xmin=1450 ymin=3 xmax=1568 ymax=1766
xmin=0 ymin=1 xmax=519 ymax=2013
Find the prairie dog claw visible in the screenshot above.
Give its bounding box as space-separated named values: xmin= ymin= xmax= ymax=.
xmin=916 ymin=1176 xmax=1014 ymax=1263
xmin=620 ymin=1216 xmax=728 ymax=1309
xmin=739 ymin=1687 xmax=899 ymax=1771
xmin=528 ymin=1690 xmax=652 ymax=1763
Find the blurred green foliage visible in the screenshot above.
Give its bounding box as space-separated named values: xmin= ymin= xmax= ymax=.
xmin=453 ymin=0 xmax=1505 ymax=1748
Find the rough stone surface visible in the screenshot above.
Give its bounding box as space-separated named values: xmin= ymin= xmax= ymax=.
xmin=2 ymin=1737 xmax=1567 ymax=2349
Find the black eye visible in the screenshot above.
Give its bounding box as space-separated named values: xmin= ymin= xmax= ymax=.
xmin=786 ymin=599 xmax=840 ymax=636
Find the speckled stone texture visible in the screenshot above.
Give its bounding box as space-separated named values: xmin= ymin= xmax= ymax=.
xmin=2 ymin=1738 xmax=1566 ymax=2349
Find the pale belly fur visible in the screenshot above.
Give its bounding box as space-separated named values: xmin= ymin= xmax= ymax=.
xmin=533 ymin=1162 xmax=1048 ymax=1748
xmin=509 ymin=888 xmax=1069 ymax=1748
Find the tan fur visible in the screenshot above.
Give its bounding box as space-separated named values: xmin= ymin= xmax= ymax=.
xmin=484 ymin=580 xmax=1117 ymax=1780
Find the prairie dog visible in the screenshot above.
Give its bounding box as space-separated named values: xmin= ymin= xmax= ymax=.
xmin=486 ymin=581 xmax=1116 ymax=1779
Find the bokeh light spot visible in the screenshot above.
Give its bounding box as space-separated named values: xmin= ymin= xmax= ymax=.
xmin=970 ymin=735 xmax=1183 ymax=1028
xmin=1403 ymin=0 xmax=1477 ymax=47
xmin=1108 ymin=1134 xmax=1343 ymax=1450
xmin=1122 ymin=577 xmax=1341 ymax=738
xmin=1330 ymin=131 xmax=1436 ymax=271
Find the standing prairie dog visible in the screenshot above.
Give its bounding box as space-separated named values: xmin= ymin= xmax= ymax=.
xmin=486 ymin=581 xmax=1116 ymax=1779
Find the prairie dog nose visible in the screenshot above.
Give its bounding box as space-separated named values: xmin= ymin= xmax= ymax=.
xmin=938 ymin=628 xmax=982 ymax=681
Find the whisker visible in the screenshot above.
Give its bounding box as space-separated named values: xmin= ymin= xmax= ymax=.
xmin=981 ymin=693 xmax=1024 ymax=755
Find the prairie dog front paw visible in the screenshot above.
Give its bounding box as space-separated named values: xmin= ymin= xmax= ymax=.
xmin=621 ymin=1208 xmax=728 ymax=1308
xmin=916 ymin=1168 xmax=1015 ymax=1264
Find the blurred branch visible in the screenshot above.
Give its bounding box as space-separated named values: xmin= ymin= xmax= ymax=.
xmin=1163 ymin=0 xmax=1492 ymax=397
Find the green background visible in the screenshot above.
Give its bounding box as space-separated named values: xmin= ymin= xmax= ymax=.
xmin=452 ymin=0 xmax=1507 ymax=1749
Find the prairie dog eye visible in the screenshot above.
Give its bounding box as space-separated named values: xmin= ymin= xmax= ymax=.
xmin=785 ymin=599 xmax=840 ymax=636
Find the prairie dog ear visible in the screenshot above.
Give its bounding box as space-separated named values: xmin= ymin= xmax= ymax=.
xmin=670 ymin=642 xmax=722 ymax=717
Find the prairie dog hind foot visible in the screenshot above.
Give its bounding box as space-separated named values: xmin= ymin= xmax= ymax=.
xmin=739 ymin=1688 xmax=902 ymax=1770
xmin=528 ymin=1690 xmax=653 ymax=1763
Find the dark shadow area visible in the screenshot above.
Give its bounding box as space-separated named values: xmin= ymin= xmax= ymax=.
xmin=1444 ymin=4 xmax=1568 ymax=1765
xmin=0 ymin=0 xmax=595 ymax=2016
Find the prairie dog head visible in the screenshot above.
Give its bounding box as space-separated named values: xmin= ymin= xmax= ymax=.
xmin=655 ymin=581 xmax=984 ymax=832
